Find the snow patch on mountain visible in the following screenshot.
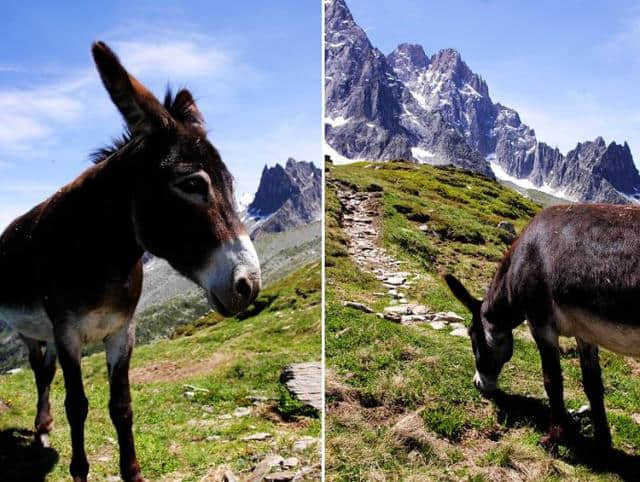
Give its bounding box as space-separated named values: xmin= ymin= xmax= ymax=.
xmin=489 ymin=160 xmax=576 ymax=202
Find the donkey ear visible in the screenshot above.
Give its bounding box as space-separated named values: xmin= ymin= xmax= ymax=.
xmin=92 ymin=41 xmax=173 ymax=135
xmin=444 ymin=274 xmax=481 ymax=313
xmin=166 ymin=88 xmax=206 ymax=133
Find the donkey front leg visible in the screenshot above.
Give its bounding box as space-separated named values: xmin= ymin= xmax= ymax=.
xmin=105 ymin=321 xmax=142 ymax=482
xmin=576 ymin=338 xmax=611 ymax=449
xmin=54 ymin=329 xmax=90 ymax=481
xmin=530 ymin=324 xmax=570 ymax=446
xmin=21 ymin=336 xmax=57 ymax=447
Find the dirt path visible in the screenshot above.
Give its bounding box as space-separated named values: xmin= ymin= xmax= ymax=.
xmin=333 ymin=180 xmax=467 ymax=334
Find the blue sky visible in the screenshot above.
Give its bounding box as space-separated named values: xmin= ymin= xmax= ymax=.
xmin=0 ymin=0 xmax=320 ymax=231
xmin=346 ymin=0 xmax=640 ymax=165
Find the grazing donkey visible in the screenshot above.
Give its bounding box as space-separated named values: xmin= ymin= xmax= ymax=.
xmin=445 ymin=203 xmax=640 ymax=451
xmin=0 ymin=41 xmax=261 ymax=481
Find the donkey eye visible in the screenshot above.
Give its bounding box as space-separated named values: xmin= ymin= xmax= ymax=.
xmin=176 ymin=176 xmax=208 ymax=195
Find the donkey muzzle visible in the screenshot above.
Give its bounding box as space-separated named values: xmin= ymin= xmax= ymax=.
xmin=473 ymin=370 xmax=497 ymax=394
xmin=200 ymin=234 xmax=262 ymax=316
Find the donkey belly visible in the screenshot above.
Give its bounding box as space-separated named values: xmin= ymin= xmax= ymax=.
xmin=0 ymin=303 xmax=54 ymax=342
xmin=553 ymin=305 xmax=640 ymax=357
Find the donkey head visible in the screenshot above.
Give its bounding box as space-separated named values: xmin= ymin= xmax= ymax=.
xmin=444 ymin=275 xmax=513 ymax=394
xmin=92 ymin=41 xmax=261 ymax=316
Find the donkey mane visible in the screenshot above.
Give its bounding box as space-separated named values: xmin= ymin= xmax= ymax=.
xmin=90 ymin=86 xmax=201 ymax=165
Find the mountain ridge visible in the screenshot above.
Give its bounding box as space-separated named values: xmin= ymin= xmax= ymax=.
xmin=325 ymin=0 xmax=640 ymax=203
xmin=247 ymin=157 xmax=322 ymax=238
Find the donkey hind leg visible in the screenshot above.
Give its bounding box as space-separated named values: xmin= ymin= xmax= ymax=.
xmin=529 ymin=321 xmax=570 ymax=447
xmin=21 ymin=336 xmax=57 ymax=447
xmin=576 ymin=338 xmax=611 ymax=449
xmin=105 ymin=320 xmax=142 ymax=482
xmin=54 ymin=328 xmax=90 ymax=482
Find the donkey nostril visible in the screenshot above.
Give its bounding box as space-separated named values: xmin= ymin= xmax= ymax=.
xmin=235 ymin=277 xmax=252 ymax=299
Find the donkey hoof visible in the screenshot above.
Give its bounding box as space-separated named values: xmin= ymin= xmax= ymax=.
xmin=541 ymin=424 xmax=569 ymax=450
xmin=594 ymin=434 xmax=612 ymax=451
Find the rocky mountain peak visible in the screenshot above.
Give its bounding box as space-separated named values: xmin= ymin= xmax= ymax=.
xmin=247 ymin=158 xmax=321 ymax=239
xmin=387 ymin=43 xmax=429 ymax=81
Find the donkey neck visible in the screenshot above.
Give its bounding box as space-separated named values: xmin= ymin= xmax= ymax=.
xmin=47 ymin=142 xmax=145 ymax=273
xmin=482 ymin=249 xmax=524 ymax=332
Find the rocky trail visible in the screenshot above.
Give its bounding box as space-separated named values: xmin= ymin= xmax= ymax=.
xmin=333 ymin=180 xmax=468 ymax=337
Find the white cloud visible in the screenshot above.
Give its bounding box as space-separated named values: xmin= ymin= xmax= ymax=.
xmin=0 ymin=35 xmax=259 ymax=156
xmin=114 ymin=40 xmax=233 ymax=79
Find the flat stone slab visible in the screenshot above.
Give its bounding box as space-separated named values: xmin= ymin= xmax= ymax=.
xmin=429 ymin=321 xmax=446 ymax=330
xmin=433 ymin=311 xmax=465 ymax=323
xmin=293 ymin=436 xmax=318 ymax=452
xmin=449 ymin=322 xmax=466 ymax=330
xmin=408 ymin=304 xmax=430 ymax=316
xmin=280 ymin=362 xmax=322 ymax=411
xmin=450 ymin=328 xmax=469 ymax=338
xmin=384 ymin=305 xmax=408 ymax=314
xmin=385 ymin=276 xmax=407 ymax=285
xmin=243 ymin=432 xmax=272 ymax=441
xmin=264 ymin=472 xmax=296 ymax=482
xmin=343 ymin=301 xmax=374 ymax=313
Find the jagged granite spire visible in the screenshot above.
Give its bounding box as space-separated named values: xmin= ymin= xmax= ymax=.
xmin=324 ymin=0 xmax=640 ymax=202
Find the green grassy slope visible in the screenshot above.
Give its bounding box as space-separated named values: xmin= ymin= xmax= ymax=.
xmin=325 ymin=161 xmax=640 ymax=481
xmin=0 ymin=262 xmax=321 ymax=481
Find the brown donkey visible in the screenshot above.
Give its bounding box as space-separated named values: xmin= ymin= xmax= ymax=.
xmin=0 ymin=42 xmax=261 ymax=481
xmin=445 ymin=203 xmax=640 ymax=452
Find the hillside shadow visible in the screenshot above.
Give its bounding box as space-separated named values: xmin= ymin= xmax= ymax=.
xmin=0 ymin=428 xmax=58 ymax=481
xmin=235 ymin=294 xmax=278 ymax=320
xmin=492 ymin=391 xmax=640 ymax=481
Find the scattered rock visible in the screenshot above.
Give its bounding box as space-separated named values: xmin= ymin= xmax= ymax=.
xmin=264 ymin=471 xmax=296 ymax=481
xmin=280 ymin=362 xmax=322 ymax=411
xmin=450 ymin=328 xmax=469 ymax=338
xmin=233 ymin=407 xmax=251 ymax=417
xmin=410 ymin=305 xmax=429 ymax=316
xmin=433 ymin=311 xmax=465 ymax=323
xmin=206 ymin=435 xmax=221 ymax=442
xmin=6 ymin=368 xmax=22 ymax=375
xmin=448 ymin=322 xmax=466 ymax=331
xmin=384 ymin=313 xmax=402 ymax=323
xmin=282 ymin=457 xmax=299 ymax=468
xmin=242 ymin=432 xmax=272 ymax=441
xmin=385 ymin=276 xmax=406 ymax=286
xmin=223 ymin=470 xmax=238 ymax=482
xmin=293 ymin=436 xmax=317 ymax=452
xmin=250 ymin=455 xmax=284 ymax=482
xmin=342 ymin=301 xmax=374 ymax=313
xmin=498 ymin=221 xmax=516 ymax=235
xmin=183 ymin=384 xmax=210 ymax=393
xmin=384 ymin=305 xmax=408 ymax=315
xmin=429 ymin=321 xmax=446 ymax=330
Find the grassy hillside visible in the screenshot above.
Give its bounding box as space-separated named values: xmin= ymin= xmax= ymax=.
xmin=0 ymin=223 xmax=321 ymax=373
xmin=326 ymin=161 xmax=640 ymax=481
xmin=0 ymin=262 xmax=321 ymax=481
